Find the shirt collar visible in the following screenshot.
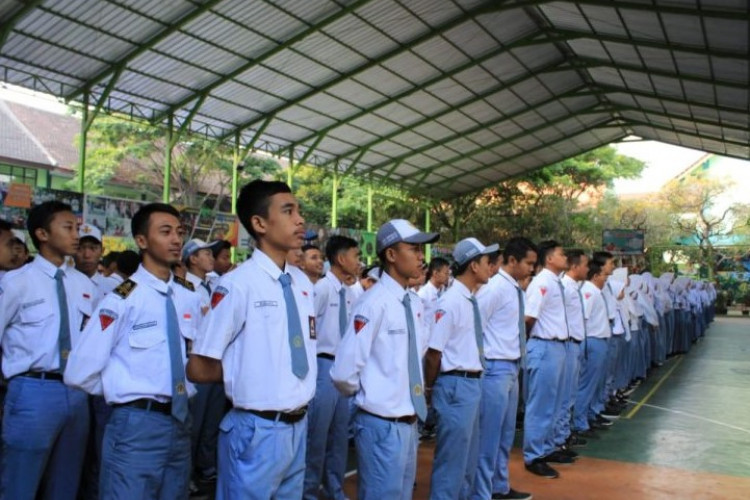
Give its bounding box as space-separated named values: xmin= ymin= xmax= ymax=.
xmin=451 ymin=278 xmax=472 ymax=299
xmin=252 ymin=248 xmax=286 ymax=282
xmin=325 ymin=272 xmax=344 ymax=292
xmin=497 ymin=268 xmax=520 ymax=289
xmin=539 ymin=268 xmax=561 ymax=282
xmin=380 ymin=271 xmax=409 ymax=299
xmin=185 ymin=271 xmax=206 ymax=286
xmin=31 ymin=254 xmax=67 ymax=279
xmin=132 ymin=264 xmax=171 ymax=294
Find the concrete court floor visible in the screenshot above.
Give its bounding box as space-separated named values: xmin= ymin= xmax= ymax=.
xmin=343 ymin=316 xmax=750 ymax=499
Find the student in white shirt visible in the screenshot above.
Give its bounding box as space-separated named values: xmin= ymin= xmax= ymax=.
xmin=471 ymin=237 xmax=537 ymax=500
xmin=424 ymin=238 xmax=495 ymax=500
xmin=304 ymin=235 xmax=360 ymax=500
xmin=572 ymin=261 xmax=611 ymax=436
xmin=187 ymin=180 xmax=317 ymax=499
xmin=554 ymin=249 xmax=589 ymax=452
xmin=418 ymin=257 xmax=450 ymax=332
xmin=331 ymin=219 xmax=438 ymax=500
xmin=65 ymin=203 xmax=202 ymax=499
xmin=523 ymin=240 xmax=571 ymax=478
xmin=1 ymin=202 xmax=97 ymax=500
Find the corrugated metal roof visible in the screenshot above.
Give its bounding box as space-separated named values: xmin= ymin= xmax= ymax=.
xmin=1 ymin=0 xmax=747 ymax=198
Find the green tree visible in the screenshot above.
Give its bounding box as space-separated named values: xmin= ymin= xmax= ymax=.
xmin=432 ymin=146 xmax=646 ymax=246
xmin=71 ymin=114 xmax=280 ymax=210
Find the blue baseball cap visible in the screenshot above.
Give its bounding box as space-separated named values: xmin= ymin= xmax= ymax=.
xmin=452 ymin=237 xmax=499 ymax=266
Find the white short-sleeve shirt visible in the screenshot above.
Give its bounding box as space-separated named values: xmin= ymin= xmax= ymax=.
xmin=0 ymin=255 xmax=97 ymax=378
xmin=476 ymin=269 xmax=524 ymax=360
xmin=191 ymin=249 xmax=317 ymax=412
xmin=64 ymin=265 xmax=202 ymax=401
xmin=314 ymin=273 xmax=354 ymax=356
xmin=561 ymin=274 xmax=585 ymax=342
xmin=428 ymin=280 xmax=483 ymax=372
xmin=581 ymin=281 xmax=611 ymax=339
xmin=525 ymin=268 xmax=570 ymax=340
xmin=331 ymin=272 xmax=428 ymax=418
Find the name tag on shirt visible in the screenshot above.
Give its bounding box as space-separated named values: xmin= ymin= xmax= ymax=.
xmin=388 ymin=329 xmax=407 ymax=335
xmin=21 ymin=298 xmax=45 ymax=309
xmin=309 ymin=316 xmax=317 ymax=340
xmin=254 ymin=301 xmax=278 ymax=308
xmin=132 ymin=321 xmax=157 ymax=331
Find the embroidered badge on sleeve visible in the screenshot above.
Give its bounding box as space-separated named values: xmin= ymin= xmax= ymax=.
xmin=353 ymin=314 xmax=368 ymax=334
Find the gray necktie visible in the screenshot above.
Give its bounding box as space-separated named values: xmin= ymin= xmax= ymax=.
xmin=54 ymin=269 xmax=71 ymax=372
xmin=279 ymin=273 xmax=309 ymax=378
xmin=402 ymin=294 xmax=427 ymax=421
xmin=516 ymin=285 xmax=527 ymax=369
xmin=577 ymin=285 xmax=589 ymax=359
xmin=557 ymin=279 xmax=570 ymax=339
xmin=165 ymin=288 xmax=188 ymax=423
xmin=468 ymin=296 xmax=485 ymax=368
xmin=338 ymin=286 xmax=347 ymax=337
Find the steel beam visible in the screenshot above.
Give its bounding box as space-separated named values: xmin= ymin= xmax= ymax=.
xmin=0 ymin=0 xmax=45 ymax=51
xmin=66 ymin=0 xmax=225 ymax=101
xmin=220 ymin=1 xmax=535 ymax=141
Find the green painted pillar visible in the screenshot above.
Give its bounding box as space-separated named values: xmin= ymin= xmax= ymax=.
xmin=366 ymin=184 xmax=373 ymax=233
xmin=77 ymin=91 xmax=89 ymax=193
xmin=230 ymin=132 xmax=242 ymax=263
xmin=287 ymin=150 xmax=294 ymax=187
xmin=424 ymin=206 xmax=432 ymax=263
xmin=331 ymin=168 xmax=339 ymax=229
xmin=163 ymin=114 xmax=173 ymax=203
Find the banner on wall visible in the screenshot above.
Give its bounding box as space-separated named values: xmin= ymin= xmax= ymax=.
xmin=602 ymin=229 xmax=645 ymax=255
xmin=1 ymin=182 xmax=84 ymax=229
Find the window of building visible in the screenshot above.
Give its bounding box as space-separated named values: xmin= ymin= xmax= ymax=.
xmin=0 ymin=164 xmax=40 ymax=186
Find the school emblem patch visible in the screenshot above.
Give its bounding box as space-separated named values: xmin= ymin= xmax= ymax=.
xmin=353 ymin=314 xmax=368 ymax=334
xmin=584 ymin=292 xmax=592 ymax=299
xmin=211 ymin=286 xmax=228 ymax=309
xmin=99 ymin=309 xmax=118 ymax=331
xmin=435 ymin=309 xmax=447 ymax=322
xmin=540 ymin=287 xmax=547 ymax=296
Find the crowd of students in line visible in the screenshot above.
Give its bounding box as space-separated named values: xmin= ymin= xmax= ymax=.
xmin=0 ymin=179 xmax=715 ymax=500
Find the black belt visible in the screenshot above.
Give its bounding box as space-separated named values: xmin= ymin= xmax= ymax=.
xmin=442 ymin=370 xmax=482 ymax=379
xmin=246 ymin=406 xmax=308 ymax=424
xmin=18 ymin=371 xmax=63 ymax=381
xmin=317 ymin=353 xmax=335 ymax=361
xmin=531 ymin=337 xmax=567 ymax=343
xmin=361 ymin=409 xmax=417 ymax=425
xmin=569 ymin=339 xmax=582 ymax=345
xmin=115 ymin=398 xmax=172 ymax=416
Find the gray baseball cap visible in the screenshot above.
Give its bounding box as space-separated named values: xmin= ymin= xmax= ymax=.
xmin=376 ymin=219 xmax=439 ymax=253
xmin=453 ymin=237 xmax=499 ymax=266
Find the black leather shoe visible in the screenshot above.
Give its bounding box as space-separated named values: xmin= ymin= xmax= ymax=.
xmin=543 ymin=451 xmax=576 ymax=464
xmin=525 ymin=460 xmax=559 ymax=479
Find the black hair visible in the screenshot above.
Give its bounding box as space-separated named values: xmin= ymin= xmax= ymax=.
xmin=26 ymin=200 xmax=73 ymax=250
xmin=565 ymin=248 xmax=587 ymax=267
xmin=0 ymin=219 xmax=11 ymax=233
xmin=302 ymin=244 xmax=320 ymax=254
xmin=211 ymin=240 xmax=232 ymax=258
xmin=131 ymin=203 xmax=181 ymax=238
xmin=503 ymin=237 xmax=537 ymax=264
xmin=236 ymin=180 xmax=292 ymax=240
xmin=101 ymin=251 xmax=121 ymax=268
xmin=587 ymin=261 xmax=604 ymax=281
xmin=536 ymin=240 xmax=561 ymax=268
xmin=116 ymin=250 xmax=141 ymax=277
xmin=325 ymin=235 xmax=358 ymax=265
xmin=425 ymin=257 xmax=450 ymax=281
xmin=592 ymin=251 xmax=614 ymax=267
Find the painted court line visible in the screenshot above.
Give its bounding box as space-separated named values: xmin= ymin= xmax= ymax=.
xmin=624 ymin=354 xmax=683 ymax=419
xmin=630 ymin=401 xmax=750 ymax=434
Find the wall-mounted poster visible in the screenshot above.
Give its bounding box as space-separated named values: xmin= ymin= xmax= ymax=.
xmin=602 ymin=229 xmax=645 ymax=255
xmin=1 ymin=182 xmax=84 ymax=229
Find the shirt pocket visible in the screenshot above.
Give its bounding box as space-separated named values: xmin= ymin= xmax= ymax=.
xmin=128 ymin=326 xmax=166 ymax=349
xmin=19 ymin=305 xmax=54 ymax=327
